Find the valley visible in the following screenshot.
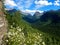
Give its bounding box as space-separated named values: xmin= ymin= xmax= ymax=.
xmin=2 ymin=9 xmax=60 ymax=45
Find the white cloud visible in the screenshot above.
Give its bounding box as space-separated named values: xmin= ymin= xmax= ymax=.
xmin=54 ymin=0 xmax=60 ymax=6
xmin=5 ymin=8 xmax=13 ymax=10
xmin=4 ymin=0 xmax=60 ymax=15
xmin=4 ymin=0 xmax=34 ymax=11
xmin=22 ymin=9 xmax=35 ymax=13
xmin=15 ymin=0 xmax=24 ymax=10
xmin=35 ymin=0 xmax=52 ymax=6
xmin=24 ymin=0 xmax=33 ymax=8
xmin=15 ymin=0 xmax=34 ymax=10
xmin=34 ymin=0 xmax=53 ymax=10
xmin=21 ymin=9 xmax=43 ymax=15
xmin=4 ymin=0 xmax=17 ymax=6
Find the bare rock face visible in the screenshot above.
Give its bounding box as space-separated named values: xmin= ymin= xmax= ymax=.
xmin=0 ymin=0 xmax=7 ymax=45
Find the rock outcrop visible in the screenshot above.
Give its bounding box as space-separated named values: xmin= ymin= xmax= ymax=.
xmin=0 ymin=0 xmax=7 ymax=45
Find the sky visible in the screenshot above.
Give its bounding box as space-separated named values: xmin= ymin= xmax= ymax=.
xmin=4 ymin=0 xmax=60 ymax=14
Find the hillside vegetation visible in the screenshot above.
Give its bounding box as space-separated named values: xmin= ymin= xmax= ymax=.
xmin=3 ymin=9 xmax=60 ymax=45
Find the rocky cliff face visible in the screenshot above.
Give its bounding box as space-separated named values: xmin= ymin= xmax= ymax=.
xmin=0 ymin=0 xmax=7 ymax=45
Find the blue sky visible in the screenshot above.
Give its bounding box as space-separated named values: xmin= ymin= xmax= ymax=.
xmin=4 ymin=0 xmax=60 ymax=14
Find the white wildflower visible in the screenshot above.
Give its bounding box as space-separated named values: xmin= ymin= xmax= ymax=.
xmin=15 ymin=32 xmax=17 ymax=35
xmin=18 ymin=40 xmax=20 ymax=42
xmin=42 ymin=42 xmax=45 ymax=45
xmin=34 ymin=43 xmax=37 ymax=45
xmin=10 ymin=25 xmax=13 ymax=28
xmin=21 ymin=32 xmax=24 ymax=36
xmin=24 ymin=44 xmax=26 ymax=45
xmin=39 ymin=39 xmax=42 ymax=42
xmin=6 ymin=40 xmax=8 ymax=42
xmin=8 ymin=35 xmax=11 ymax=38
xmin=40 ymin=34 xmax=42 ymax=36
xmin=17 ymin=28 xmax=22 ymax=32
xmin=8 ymin=32 xmax=12 ymax=35
xmin=38 ymin=36 xmax=40 ymax=38
xmin=27 ymin=41 xmax=29 ymax=43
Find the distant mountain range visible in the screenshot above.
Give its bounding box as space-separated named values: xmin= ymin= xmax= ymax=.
xmin=23 ymin=11 xmax=43 ymax=23
xmin=6 ymin=9 xmax=17 ymax=13
xmin=31 ymin=9 xmax=60 ymax=38
xmin=6 ymin=9 xmax=60 ymax=24
xmin=6 ymin=9 xmax=43 ymax=23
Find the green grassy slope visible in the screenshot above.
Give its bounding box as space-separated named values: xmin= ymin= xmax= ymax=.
xmin=3 ymin=10 xmax=60 ymax=45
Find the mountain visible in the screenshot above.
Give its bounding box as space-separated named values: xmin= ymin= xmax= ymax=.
xmin=6 ymin=9 xmax=17 ymax=13
xmin=40 ymin=10 xmax=60 ymax=23
xmin=33 ymin=11 xmax=43 ymax=19
xmin=31 ymin=10 xmax=60 ymax=38
xmin=23 ymin=13 xmax=34 ymax=23
xmin=6 ymin=9 xmax=43 ymax=23
xmin=23 ymin=11 xmax=43 ymax=23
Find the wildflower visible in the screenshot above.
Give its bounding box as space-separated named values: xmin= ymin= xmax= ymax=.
xmin=24 ymin=44 xmax=26 ymax=45
xmin=34 ymin=43 xmax=37 ymax=45
xmin=10 ymin=25 xmax=13 ymax=28
xmin=8 ymin=35 xmax=11 ymax=38
xmin=42 ymin=42 xmax=45 ymax=45
xmin=17 ymin=28 xmax=22 ymax=32
xmin=18 ymin=40 xmax=20 ymax=42
xmin=27 ymin=41 xmax=29 ymax=43
xmin=8 ymin=32 xmax=12 ymax=35
xmin=40 ymin=34 xmax=42 ymax=36
xmin=6 ymin=40 xmax=8 ymax=42
xmin=38 ymin=36 xmax=40 ymax=38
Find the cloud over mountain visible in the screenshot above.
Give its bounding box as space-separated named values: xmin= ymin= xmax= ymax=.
xmin=4 ymin=0 xmax=60 ymax=14
xmin=21 ymin=9 xmax=43 ymax=15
